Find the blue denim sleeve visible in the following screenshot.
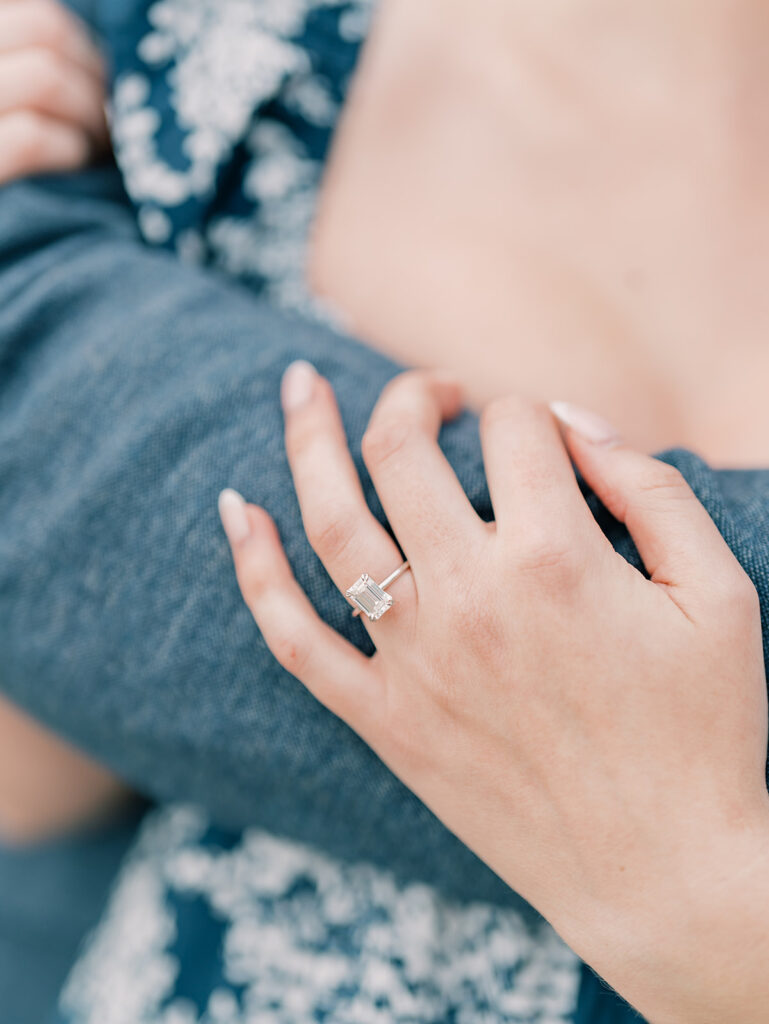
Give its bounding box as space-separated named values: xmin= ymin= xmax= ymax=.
xmin=0 ymin=813 xmax=142 ymax=1024
xmin=1 ymin=168 xmax=768 ymax=911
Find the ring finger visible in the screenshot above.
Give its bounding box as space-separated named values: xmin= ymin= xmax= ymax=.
xmin=281 ymin=361 xmax=417 ymax=632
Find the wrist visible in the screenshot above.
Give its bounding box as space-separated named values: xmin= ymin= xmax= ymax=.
xmin=569 ymin=802 xmax=769 ymax=1024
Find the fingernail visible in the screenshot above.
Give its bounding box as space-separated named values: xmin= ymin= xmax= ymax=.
xmin=218 ymin=488 xmax=251 ymax=545
xmin=281 ymin=360 xmax=317 ymax=413
xmin=549 ymin=401 xmax=621 ymax=445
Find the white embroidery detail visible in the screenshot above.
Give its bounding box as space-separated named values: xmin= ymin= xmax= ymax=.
xmin=111 ymin=0 xmax=375 ymax=311
xmin=61 ymin=806 xmax=580 ymax=1024
xmin=68 ymin=8 xmax=584 ymax=1020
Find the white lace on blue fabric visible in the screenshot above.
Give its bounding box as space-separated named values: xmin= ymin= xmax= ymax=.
xmin=60 ymin=807 xmax=580 ymax=1024
xmin=59 ymin=2 xmax=582 ymax=1019
xmin=110 ymin=0 xmax=375 ymax=310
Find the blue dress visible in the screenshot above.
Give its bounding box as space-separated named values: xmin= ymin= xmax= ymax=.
xmin=51 ymin=2 xmax=640 ymax=1020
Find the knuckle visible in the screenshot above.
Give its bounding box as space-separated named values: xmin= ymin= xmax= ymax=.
xmin=426 ymin=664 xmax=475 ymax=725
xmin=638 ymin=462 xmax=690 ymax=502
xmin=304 ymin=504 xmax=355 ymax=563
xmin=269 ymin=626 xmax=311 ymax=677
xmin=382 ymin=369 xmax=432 ymax=404
xmin=438 ymin=546 xmax=478 ymax=584
xmin=361 ymin=416 xmax=415 ymax=469
xmin=481 ymin=394 xmax=528 ymax=432
xmin=480 ymin=394 xmax=546 ymax=436
xmin=450 ymin=597 xmax=504 ymax=663
xmin=363 ymin=368 xmax=457 ymax=469
xmin=514 ymin=525 xmax=583 ymax=587
xmin=724 ymin=569 xmax=760 ymax=618
xmin=704 ymin=565 xmax=760 ymax=633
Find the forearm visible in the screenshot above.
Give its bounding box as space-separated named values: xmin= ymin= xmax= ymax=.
xmin=2 ymin=168 xmax=769 ymax=911
xmin=601 ymin=815 xmax=769 ymax=1024
xmin=0 ymin=697 xmax=128 ymax=845
xmin=226 ymin=362 xmax=769 ymax=1024
xmin=0 ymin=166 xmax=506 ymax=905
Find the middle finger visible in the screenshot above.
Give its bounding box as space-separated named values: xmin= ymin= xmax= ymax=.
xmin=361 ymin=370 xmax=487 ymax=572
xmin=281 ymin=361 xmax=417 ymax=629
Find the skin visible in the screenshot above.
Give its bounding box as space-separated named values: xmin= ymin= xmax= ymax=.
xmin=1 ymin=25 xmax=767 ymax=1024
xmin=220 ymin=363 xmax=769 ymax=1024
xmin=313 ymin=0 xmax=769 ymax=465
xmin=0 ymin=0 xmax=108 ymax=186
xmin=0 ymin=0 xmax=120 ymax=844
xmin=0 ymin=699 xmax=129 ymax=846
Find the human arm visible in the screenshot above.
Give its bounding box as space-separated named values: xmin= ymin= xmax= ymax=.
xmin=0 ymin=166 xmax=510 ymax=903
xmin=0 ymin=1 xmax=129 ymax=846
xmin=0 ymin=695 xmax=130 ymax=845
xmin=224 ymin=365 xmax=769 ymax=1023
xmin=4 ymin=159 xmax=769 ymax=915
xmin=3 ymin=166 xmax=769 ymax=910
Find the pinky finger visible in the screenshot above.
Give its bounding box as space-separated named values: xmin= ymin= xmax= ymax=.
xmin=0 ymin=111 xmax=90 ymax=185
xmin=218 ymin=489 xmax=383 ymax=734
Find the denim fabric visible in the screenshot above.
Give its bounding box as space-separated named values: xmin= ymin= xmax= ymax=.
xmin=2 ymin=165 xmax=769 ymax=917
xmin=0 ymin=166 xmax=508 ymax=909
xmin=62 ymin=0 xmax=375 ymax=314
xmin=3 ymin=14 xmax=756 ymax=1024
xmin=0 ymin=812 xmax=142 ymax=1024
xmin=575 ymin=966 xmax=642 ymax=1024
xmin=103 ymin=0 xmax=370 ymax=285
xmin=55 ymin=806 xmax=585 ymax=1024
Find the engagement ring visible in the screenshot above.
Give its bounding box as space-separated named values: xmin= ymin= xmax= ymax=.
xmin=346 ymin=560 xmax=411 ymax=621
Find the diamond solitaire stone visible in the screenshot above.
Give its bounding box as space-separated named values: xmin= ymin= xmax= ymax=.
xmin=346 ymin=574 xmax=393 ymax=621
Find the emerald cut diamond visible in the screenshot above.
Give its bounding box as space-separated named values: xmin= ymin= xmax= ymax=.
xmin=346 ymin=574 xmax=393 ymax=621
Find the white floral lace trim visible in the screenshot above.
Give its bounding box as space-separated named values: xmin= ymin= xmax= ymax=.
xmin=60 ymin=806 xmax=580 ymax=1024
xmin=110 ymin=0 xmax=375 ymax=309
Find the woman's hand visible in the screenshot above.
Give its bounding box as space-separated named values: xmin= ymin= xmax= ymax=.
xmin=220 ymin=363 xmax=769 ymax=1024
xmin=0 ymin=0 xmax=108 ymax=185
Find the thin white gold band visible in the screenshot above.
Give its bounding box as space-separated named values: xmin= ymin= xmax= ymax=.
xmin=377 ymin=560 xmax=411 ymax=592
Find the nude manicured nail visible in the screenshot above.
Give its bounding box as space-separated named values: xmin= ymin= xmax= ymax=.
xmin=281 ymin=360 xmax=317 ymax=413
xmin=218 ymin=488 xmax=251 ymax=545
xmin=549 ymin=401 xmax=621 ymax=445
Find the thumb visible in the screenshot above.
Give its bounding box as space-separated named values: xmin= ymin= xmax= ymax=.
xmin=549 ymin=402 xmax=739 ymax=596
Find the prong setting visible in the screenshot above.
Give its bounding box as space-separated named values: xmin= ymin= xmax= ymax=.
xmin=345 ymin=574 xmax=393 ymax=621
